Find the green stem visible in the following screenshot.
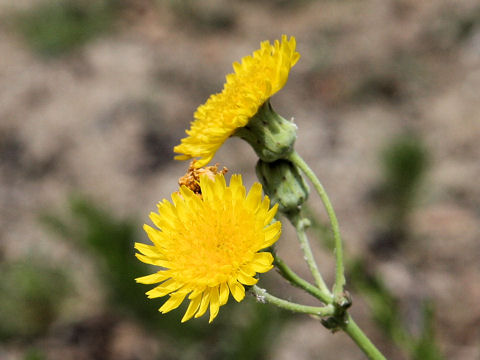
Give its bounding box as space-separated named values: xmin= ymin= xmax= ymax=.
xmin=288 ymin=212 xmax=332 ymax=299
xmin=289 ymin=151 xmax=346 ymax=298
xmin=274 ymin=255 xmax=332 ymax=304
xmin=252 ymin=285 xmax=334 ymax=317
xmin=342 ymin=314 xmax=387 ymax=360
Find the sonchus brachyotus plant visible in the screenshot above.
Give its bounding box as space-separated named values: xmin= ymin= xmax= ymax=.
xmin=136 ymin=36 xmax=387 ymax=360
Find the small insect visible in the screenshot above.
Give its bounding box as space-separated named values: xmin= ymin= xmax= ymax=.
xmin=178 ymin=160 xmax=228 ymax=195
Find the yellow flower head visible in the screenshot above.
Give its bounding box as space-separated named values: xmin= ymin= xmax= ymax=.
xmin=135 ymin=173 xmax=281 ymax=323
xmin=174 ymin=35 xmax=300 ymax=168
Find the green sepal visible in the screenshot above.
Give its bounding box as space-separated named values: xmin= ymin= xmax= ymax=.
xmin=235 ymin=101 xmax=297 ymax=162
xmin=255 ymin=159 xmax=309 ymax=214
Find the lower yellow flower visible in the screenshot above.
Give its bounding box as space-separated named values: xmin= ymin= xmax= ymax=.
xmin=135 ymin=173 xmax=281 ymax=322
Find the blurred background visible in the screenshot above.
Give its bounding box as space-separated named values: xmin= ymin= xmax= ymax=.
xmin=1 ymin=0 xmax=479 ymax=359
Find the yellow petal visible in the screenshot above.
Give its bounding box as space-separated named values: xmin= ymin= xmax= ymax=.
xmin=154 ymin=200 xmax=177 ymax=226
xmin=143 ymin=224 xmax=163 ymax=245
xmin=252 ymin=252 xmax=274 ymax=266
xmin=188 ymin=287 xmax=205 ymax=300
xmin=192 ymin=155 xmax=212 ymax=169
xmin=135 ymin=253 xmax=170 ymax=268
xmin=174 ymin=154 xmax=190 ymax=161
xmin=262 ymin=221 xmax=281 ymax=248
xmin=245 ymin=183 xmax=263 ymax=210
xmin=264 ymin=203 xmax=278 ymax=226
xmin=213 ymin=173 xmax=227 ymax=194
xmin=258 ymin=196 xmax=270 ymax=216
xmin=240 ymin=265 xmax=256 ymax=277
xmin=230 ymin=174 xmax=246 ymax=200
xmin=171 ymin=191 xmax=184 ymax=207
xmin=179 ymin=186 xmax=202 ymax=209
xmin=181 ymin=295 xmax=202 ymax=322
xmin=159 ymin=291 xmax=188 ymax=313
xmin=135 ymin=271 xmax=170 ymax=284
xmin=228 ymin=280 xmax=245 ymax=302
xmin=209 ymin=287 xmax=220 ymax=323
xmin=195 ymin=291 xmax=211 ymax=318
xmin=146 ymin=279 xmax=180 ymax=298
xmin=134 ymin=242 xmax=162 ymax=258
xmin=200 ymin=176 xmax=216 ymax=203
xmin=219 ymin=282 xmax=229 ymax=305
xmin=242 ymin=255 xmax=274 ymax=274
xmin=251 ymin=263 xmax=273 ymax=274
xmin=237 ymin=269 xmax=258 ymax=286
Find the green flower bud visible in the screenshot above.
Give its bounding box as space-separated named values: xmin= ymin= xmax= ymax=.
xmin=235 ymin=101 xmax=297 ymax=162
xmin=255 ymin=159 xmax=309 ymax=214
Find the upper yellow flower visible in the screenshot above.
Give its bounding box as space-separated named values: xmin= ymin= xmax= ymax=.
xmin=135 ymin=173 xmax=281 ymax=322
xmin=174 ymin=35 xmax=300 ymax=168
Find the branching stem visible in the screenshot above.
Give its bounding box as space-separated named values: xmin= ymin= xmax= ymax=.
xmin=274 ymin=255 xmax=332 ymax=304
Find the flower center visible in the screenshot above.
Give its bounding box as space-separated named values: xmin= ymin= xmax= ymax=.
xmin=170 ymin=204 xmax=260 ymax=286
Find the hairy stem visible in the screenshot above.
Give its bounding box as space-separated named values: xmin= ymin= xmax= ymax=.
xmin=287 ymin=212 xmax=332 ymax=298
xmin=274 ymin=255 xmax=332 ymax=304
xmin=252 ymin=285 xmax=334 ymax=316
xmin=342 ymin=314 xmax=387 ymax=360
xmin=289 ymin=151 xmax=346 ymax=298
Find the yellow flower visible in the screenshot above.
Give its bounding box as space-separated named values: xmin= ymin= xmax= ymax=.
xmin=174 ymin=35 xmax=300 ymax=168
xmin=135 ymin=173 xmax=281 ymax=322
